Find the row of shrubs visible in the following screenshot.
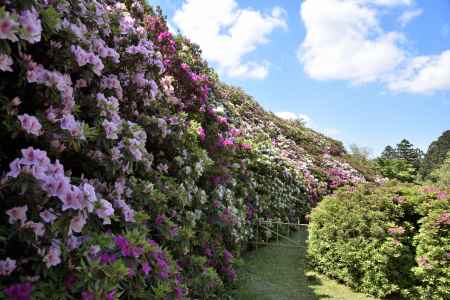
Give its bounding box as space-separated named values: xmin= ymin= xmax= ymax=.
xmin=308 ymin=182 xmax=450 ymax=299
xmin=0 ymin=0 xmax=367 ymax=299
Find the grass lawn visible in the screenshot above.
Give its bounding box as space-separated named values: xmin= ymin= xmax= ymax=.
xmin=230 ymin=228 xmax=377 ymax=300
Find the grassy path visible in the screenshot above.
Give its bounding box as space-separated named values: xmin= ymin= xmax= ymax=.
xmin=231 ymin=229 xmax=377 ymax=300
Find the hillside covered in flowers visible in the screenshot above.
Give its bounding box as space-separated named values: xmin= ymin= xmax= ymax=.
xmin=0 ymin=1 xmax=367 ymax=298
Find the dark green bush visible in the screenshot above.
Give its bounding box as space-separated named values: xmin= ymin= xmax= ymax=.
xmin=308 ymin=182 xmax=450 ymax=299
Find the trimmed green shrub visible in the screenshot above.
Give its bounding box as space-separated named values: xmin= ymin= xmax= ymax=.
xmin=308 ymin=182 xmax=450 ymax=299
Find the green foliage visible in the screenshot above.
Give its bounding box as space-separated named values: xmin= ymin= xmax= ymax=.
xmin=308 ymin=182 xmax=450 ymax=299
xmin=379 ymin=140 xmax=424 ymax=179
xmin=420 ymin=130 xmax=450 ymax=178
xmin=376 ymin=158 xmax=416 ymax=182
xmin=430 ymin=151 xmax=450 ymax=187
xmin=396 ymin=139 xmax=424 ymax=170
xmin=380 ymin=145 xmax=397 ymax=160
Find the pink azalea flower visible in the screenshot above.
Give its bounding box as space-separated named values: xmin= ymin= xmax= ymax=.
xmin=60 ymin=114 xmax=84 ymax=138
xmin=18 ymin=114 xmax=42 ymax=136
xmin=70 ymin=45 xmax=104 ymax=76
xmin=43 ymin=242 xmax=61 ymax=268
xmin=222 ymin=138 xmax=234 ymax=147
xmin=18 ymin=8 xmax=42 ymax=43
xmin=122 ymin=206 xmax=135 ymax=223
xmin=39 ymin=209 xmax=57 ymax=224
xmin=22 ymin=221 xmax=45 ymax=237
xmin=198 ymin=127 xmax=206 ymax=142
xmin=119 ymin=14 xmax=135 ymax=34
xmin=0 ymin=258 xmax=16 ymax=276
xmin=80 ymin=183 xmax=97 ymax=212
xmin=102 ymin=119 xmax=120 ymax=140
xmin=6 ymin=205 xmax=28 ymax=225
xmin=0 ymin=54 xmax=13 ymax=72
xmin=20 ymin=147 xmax=47 ymax=165
xmin=437 ymin=191 xmax=448 ymax=200
xmin=95 ymin=199 xmax=114 ymax=224
xmin=127 ymin=139 xmax=143 ymax=161
xmin=387 ymin=226 xmax=405 ymax=236
xmin=133 ymin=72 xmax=150 ymax=88
xmin=240 ymin=143 xmax=252 ymax=151
xmin=67 ymin=235 xmax=83 ymax=251
xmin=61 ymin=188 xmax=83 ymax=211
xmin=157 ymin=163 xmax=168 ymax=173
xmin=69 ymin=213 xmax=86 ymax=234
xmin=7 ymin=158 xmax=22 ymax=178
xmin=0 ymin=11 xmax=19 ymax=42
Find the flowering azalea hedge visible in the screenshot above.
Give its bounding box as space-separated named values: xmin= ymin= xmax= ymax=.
xmin=0 ymin=0 xmax=367 ymax=299
xmin=308 ymin=182 xmax=450 ymax=299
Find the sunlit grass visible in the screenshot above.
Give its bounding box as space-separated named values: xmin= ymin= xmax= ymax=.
xmin=230 ymin=229 xmax=377 ymax=300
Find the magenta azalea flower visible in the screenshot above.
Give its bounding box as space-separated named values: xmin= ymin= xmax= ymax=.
xmin=4 ymin=282 xmax=33 ymax=300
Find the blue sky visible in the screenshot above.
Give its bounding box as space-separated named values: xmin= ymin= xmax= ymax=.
xmin=150 ymin=0 xmax=450 ymax=156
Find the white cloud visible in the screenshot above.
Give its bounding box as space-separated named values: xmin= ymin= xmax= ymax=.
xmin=298 ymin=0 xmax=406 ymax=84
xmin=299 ymin=0 xmax=450 ymax=95
xmin=228 ymin=62 xmax=269 ymax=80
xmin=398 ymin=9 xmax=422 ymax=27
xmin=173 ymin=0 xmax=286 ymax=79
xmin=298 ymin=113 xmax=313 ymax=126
xmin=275 ymin=112 xmax=313 ymax=127
xmin=275 ymin=111 xmax=342 ymax=138
xmin=387 ymin=50 xmax=450 ymax=94
xmin=368 ymin=0 xmax=412 ymax=6
xmin=275 ymin=112 xmax=300 ymax=120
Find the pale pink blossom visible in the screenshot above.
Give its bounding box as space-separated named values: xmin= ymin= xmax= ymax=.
xmin=60 ymin=114 xmax=84 ymax=138
xmin=18 ymin=114 xmax=42 ymax=136
xmin=0 ymin=11 xmax=19 ymax=42
xmin=43 ymin=242 xmax=61 ymax=268
xmin=40 ymin=209 xmax=57 ymax=224
xmin=102 ymin=119 xmax=120 ymax=140
xmin=11 ymin=97 xmax=21 ymax=106
xmin=71 ymin=45 xmax=104 ymax=76
xmin=61 ymin=188 xmax=83 ymax=211
xmin=18 ymin=8 xmax=42 ymax=43
xmin=133 ymin=72 xmax=150 ymax=88
xmin=67 ymin=235 xmax=82 ymax=251
xmin=81 ymin=183 xmax=97 ymax=212
xmin=22 ymin=221 xmax=45 ymax=237
xmin=0 ymin=258 xmax=16 ymax=276
xmin=7 ymin=158 xmax=22 ymax=178
xmin=0 ymin=54 xmax=13 ymax=72
xmin=6 ymin=205 xmax=28 ymax=225
xmin=119 ymin=14 xmax=135 ymax=34
xmin=437 ymin=191 xmax=448 ymax=200
xmin=69 ymin=213 xmax=86 ymax=234
xmin=95 ymin=199 xmax=114 ymax=224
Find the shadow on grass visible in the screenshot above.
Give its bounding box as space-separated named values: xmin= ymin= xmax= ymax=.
xmin=229 ymin=229 xmax=376 ymax=300
xmin=229 ymin=229 xmax=332 ymax=300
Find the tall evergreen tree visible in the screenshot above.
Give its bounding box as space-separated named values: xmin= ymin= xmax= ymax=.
xmin=396 ymin=139 xmax=423 ymax=170
xmin=420 ymin=130 xmax=450 ymax=178
xmin=380 ymin=145 xmax=397 ymax=160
